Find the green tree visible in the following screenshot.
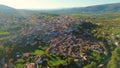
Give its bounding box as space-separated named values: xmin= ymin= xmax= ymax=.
xmin=107 ymin=46 xmax=120 ymax=68
xmin=84 ymin=62 xmax=96 ymax=68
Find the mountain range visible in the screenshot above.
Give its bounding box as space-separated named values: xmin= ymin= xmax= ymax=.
xmin=47 ymin=3 xmax=120 ymax=14
xmin=0 ymin=3 xmax=120 ymax=14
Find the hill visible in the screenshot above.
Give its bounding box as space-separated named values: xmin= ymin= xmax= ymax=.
xmin=1 ymin=3 xmax=120 ymax=14
xmin=0 ymin=5 xmax=17 ymax=15
xmin=42 ymin=3 xmax=120 ymax=14
xmin=80 ymin=3 xmax=120 ymax=13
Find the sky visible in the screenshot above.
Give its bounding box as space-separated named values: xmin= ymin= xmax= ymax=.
xmin=0 ymin=0 xmax=120 ymax=9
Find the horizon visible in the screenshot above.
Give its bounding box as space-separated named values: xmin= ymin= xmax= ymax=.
xmin=0 ymin=0 xmax=120 ymax=9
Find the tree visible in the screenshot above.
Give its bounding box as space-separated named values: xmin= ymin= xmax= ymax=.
xmin=0 ymin=45 xmax=5 ymax=58
xmin=107 ymin=46 xmax=120 ymax=68
xmin=84 ymin=62 xmax=96 ymax=68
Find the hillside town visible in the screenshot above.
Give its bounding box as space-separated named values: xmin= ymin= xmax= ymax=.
xmin=0 ymin=14 xmax=120 ymax=68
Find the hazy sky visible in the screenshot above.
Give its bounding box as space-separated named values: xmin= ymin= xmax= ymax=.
xmin=0 ymin=0 xmax=120 ymax=9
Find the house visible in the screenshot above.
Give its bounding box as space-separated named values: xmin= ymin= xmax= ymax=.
xmin=99 ymin=64 xmax=104 ymax=68
xmin=115 ymin=41 xmax=119 ymax=46
xmin=74 ymin=59 xmax=79 ymax=62
xmin=25 ymin=63 xmax=36 ymax=68
xmin=22 ymin=52 xmax=31 ymax=58
xmin=34 ymin=55 xmax=43 ymax=65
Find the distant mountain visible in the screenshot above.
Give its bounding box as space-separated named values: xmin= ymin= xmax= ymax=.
xmin=43 ymin=3 xmax=120 ymax=14
xmin=80 ymin=3 xmax=120 ymax=13
xmin=0 ymin=5 xmax=17 ymax=15
xmin=1 ymin=3 xmax=120 ymax=14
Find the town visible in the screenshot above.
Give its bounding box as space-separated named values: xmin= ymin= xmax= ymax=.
xmin=0 ymin=2 xmax=120 ymax=68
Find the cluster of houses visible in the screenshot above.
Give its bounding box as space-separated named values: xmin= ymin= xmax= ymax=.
xmin=46 ymin=22 xmax=107 ymax=65
xmin=0 ymin=16 xmax=111 ymax=68
xmin=15 ymin=16 xmax=82 ymax=46
xmin=13 ymin=16 xmax=108 ymax=67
